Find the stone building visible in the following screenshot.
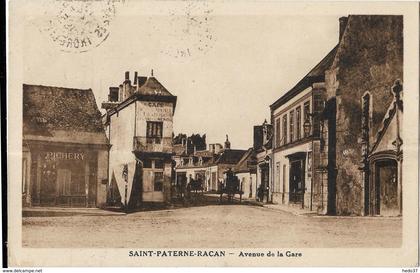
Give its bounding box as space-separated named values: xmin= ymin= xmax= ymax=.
xmin=319 ymin=15 xmax=403 ymax=216
xmin=22 ymin=84 xmax=109 ymax=207
xmin=172 ymin=133 xmax=210 ymax=191
xmin=269 ymin=15 xmax=403 ymax=216
xmin=102 ymin=71 xmax=177 ymax=208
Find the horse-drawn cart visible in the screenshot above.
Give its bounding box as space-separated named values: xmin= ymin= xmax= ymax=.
xmin=219 ymin=168 xmax=243 ymax=203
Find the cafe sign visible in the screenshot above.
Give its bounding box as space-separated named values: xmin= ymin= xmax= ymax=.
xmin=45 ymin=152 xmax=85 ymax=161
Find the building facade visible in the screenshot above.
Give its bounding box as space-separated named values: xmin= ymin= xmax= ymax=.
xmin=22 ymin=85 xmax=109 ymax=208
xmin=253 ymin=121 xmax=273 ymax=203
xmin=233 ymin=148 xmax=257 ymax=200
xmin=320 ymin=16 xmax=403 ymax=216
xmin=102 ymin=71 xmax=177 ymax=208
xmin=172 ymin=133 xmax=210 ymax=191
xmin=270 ymin=79 xmax=326 ymax=209
xmin=174 ymin=136 xmax=246 ymax=193
xmin=269 ymin=15 xmax=403 ymax=216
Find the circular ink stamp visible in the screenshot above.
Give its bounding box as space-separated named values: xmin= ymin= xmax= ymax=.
xmin=41 ymin=0 xmax=123 ymax=53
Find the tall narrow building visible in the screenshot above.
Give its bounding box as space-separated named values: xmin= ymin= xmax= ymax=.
xmin=102 ymin=71 xmax=177 ymax=208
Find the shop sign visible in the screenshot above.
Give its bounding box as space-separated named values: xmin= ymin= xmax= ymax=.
xmin=45 ymin=152 xmax=85 ymax=161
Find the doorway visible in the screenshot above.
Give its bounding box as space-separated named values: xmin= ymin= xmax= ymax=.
xmin=373 ymin=159 xmax=398 ymax=216
xmin=289 ymin=159 xmax=305 ymax=204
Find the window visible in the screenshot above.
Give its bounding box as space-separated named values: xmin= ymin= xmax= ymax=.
xmin=275 ymin=118 xmax=281 ymax=148
xmin=154 ymin=171 xmax=164 ymax=191
xmin=276 ymin=162 xmax=281 ymax=192
xmin=154 ymin=160 xmax=164 ymax=169
xmin=146 ymin=121 xmax=163 ymax=143
xmin=282 ymin=164 xmax=286 ymax=197
xmin=143 ymin=159 xmax=152 ymax=168
xmin=307 ymin=151 xmax=312 ymax=176
xmin=361 ymin=92 xmax=371 ymax=157
xmin=296 ymin=106 xmax=301 ymax=140
xmin=282 ymin=115 xmax=287 ymax=145
xmin=289 ymin=110 xmax=294 ymax=142
xmin=303 ymin=101 xmax=311 ymax=137
xmin=57 ymin=169 xmax=72 ymax=195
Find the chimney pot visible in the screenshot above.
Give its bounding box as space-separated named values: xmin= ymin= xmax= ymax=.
xmin=125 ymin=71 xmax=130 ymax=81
xmin=134 ymin=71 xmax=138 ymax=85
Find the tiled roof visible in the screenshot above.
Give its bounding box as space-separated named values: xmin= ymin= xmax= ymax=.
xmin=23 ymin=84 xmax=108 ymax=144
xmin=137 ymin=77 xmax=175 ymax=97
xmin=215 ymin=149 xmax=247 ymax=165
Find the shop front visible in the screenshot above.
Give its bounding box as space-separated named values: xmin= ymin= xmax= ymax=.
xmin=25 ymin=143 xmax=105 ymax=207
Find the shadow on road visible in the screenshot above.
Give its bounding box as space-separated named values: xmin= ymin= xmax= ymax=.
xmin=23 ymin=194 xmax=264 ymax=217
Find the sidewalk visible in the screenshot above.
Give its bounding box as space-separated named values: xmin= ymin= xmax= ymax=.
xmin=23 ymin=206 xmax=125 ymax=217
xmin=263 ymin=203 xmax=317 ymax=216
xmin=262 ymin=203 xmax=402 ymax=219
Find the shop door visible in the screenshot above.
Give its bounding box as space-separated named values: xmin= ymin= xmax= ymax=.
xmin=374 ymin=160 xmax=398 ymax=216
xmin=289 ymin=160 xmax=304 ymax=203
xmin=40 ymin=162 xmax=57 ymax=205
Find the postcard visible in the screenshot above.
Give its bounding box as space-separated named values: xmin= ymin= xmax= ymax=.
xmin=6 ymin=0 xmax=419 ymax=267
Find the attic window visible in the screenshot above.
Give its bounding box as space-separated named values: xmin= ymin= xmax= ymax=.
xmin=34 ymin=116 xmax=47 ymax=124
xmin=153 ymin=89 xmax=162 ymax=95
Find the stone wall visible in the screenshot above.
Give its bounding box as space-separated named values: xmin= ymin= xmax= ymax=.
xmin=325 ymin=15 xmax=403 ymax=215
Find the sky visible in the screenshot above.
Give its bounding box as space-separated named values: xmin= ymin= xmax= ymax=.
xmin=22 ymin=0 xmax=340 ymax=149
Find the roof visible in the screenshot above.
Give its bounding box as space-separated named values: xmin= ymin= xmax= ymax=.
xmin=270 ymin=45 xmax=338 ymax=110
xmin=194 ymin=150 xmax=213 ymax=158
xmin=214 ymin=149 xmax=247 ymax=165
xmin=105 ymin=76 xmax=177 ymax=119
xmin=371 ymin=98 xmax=403 ymax=154
xmin=173 ymin=144 xmax=186 ymax=156
xmin=23 ymin=84 xmax=108 ymax=145
xmin=233 ymin=148 xmax=256 ymax=173
xmin=137 ymin=77 xmax=175 ymax=97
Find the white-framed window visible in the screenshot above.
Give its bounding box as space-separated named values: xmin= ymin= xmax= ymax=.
xmin=154 ymin=171 xmax=164 ymax=191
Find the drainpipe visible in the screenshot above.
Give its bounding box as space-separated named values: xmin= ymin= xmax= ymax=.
xmin=392 ymin=80 xmax=403 ymax=215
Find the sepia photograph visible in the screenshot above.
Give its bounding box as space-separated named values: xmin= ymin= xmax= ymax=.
xmin=6 ymin=0 xmax=419 ymax=267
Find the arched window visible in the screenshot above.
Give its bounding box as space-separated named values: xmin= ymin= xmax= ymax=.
xmin=361 ymin=92 xmax=372 ymax=158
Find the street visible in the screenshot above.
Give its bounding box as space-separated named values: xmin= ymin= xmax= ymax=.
xmin=22 ymin=204 xmax=402 ymax=248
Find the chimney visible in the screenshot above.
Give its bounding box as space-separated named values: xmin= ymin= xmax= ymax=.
xmin=339 ymin=17 xmax=348 ymax=40
xmin=134 ymin=71 xmax=138 ymax=85
xmin=224 ymin=134 xmax=231 ymax=150
xmin=108 ymin=87 xmax=119 ymax=102
xmin=125 ymin=71 xmax=130 ymax=81
xmin=118 ymin=84 xmax=123 ymax=101
xmin=123 ymin=71 xmax=132 ymax=100
xmin=185 ymin=137 xmax=188 ymax=154
xmin=209 ymin=144 xmax=214 ymax=154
